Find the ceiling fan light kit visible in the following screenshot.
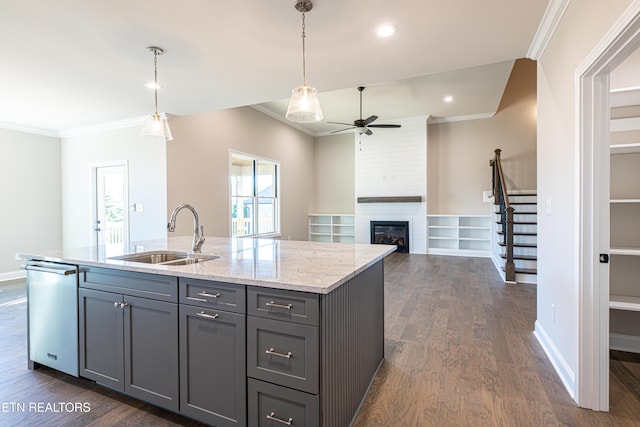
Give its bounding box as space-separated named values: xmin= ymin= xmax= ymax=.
xmin=140 ymin=46 xmax=173 ymax=141
xmin=329 ymin=86 xmax=401 ymax=135
xmin=286 ymin=0 xmax=323 ymax=124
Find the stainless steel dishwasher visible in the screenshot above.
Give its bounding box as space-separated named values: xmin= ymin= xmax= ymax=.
xmin=25 ymin=260 xmax=79 ymax=377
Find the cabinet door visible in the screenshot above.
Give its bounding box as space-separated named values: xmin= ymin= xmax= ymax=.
xmin=79 ymin=288 xmax=124 ymax=390
xmin=179 ymin=304 xmax=246 ymax=427
xmin=123 ymin=295 xmax=179 ymax=412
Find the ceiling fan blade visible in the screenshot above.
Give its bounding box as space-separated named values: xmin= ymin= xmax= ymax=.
xmin=364 ymin=128 xmax=373 ymax=136
xmin=364 ymin=115 xmax=378 ymax=125
xmin=368 ymin=124 xmax=402 ymax=128
xmin=328 ymin=121 xmax=356 ymax=126
xmin=331 ymin=127 xmax=356 ymax=134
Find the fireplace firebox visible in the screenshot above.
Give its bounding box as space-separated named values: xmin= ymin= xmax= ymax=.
xmin=370 ymin=221 xmax=409 ymax=253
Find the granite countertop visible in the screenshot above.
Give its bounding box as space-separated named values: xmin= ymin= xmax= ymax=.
xmin=17 ymin=236 xmax=396 ymax=294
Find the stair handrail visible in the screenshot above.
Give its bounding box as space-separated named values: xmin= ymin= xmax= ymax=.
xmin=490 ymin=148 xmax=516 ymax=282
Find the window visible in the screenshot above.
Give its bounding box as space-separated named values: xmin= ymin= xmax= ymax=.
xmin=230 ymin=152 xmax=279 ymax=237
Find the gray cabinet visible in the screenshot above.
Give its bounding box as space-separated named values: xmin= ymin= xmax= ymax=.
xmin=179 ymin=278 xmax=246 ymax=427
xmin=79 ymin=268 xmax=179 ymax=412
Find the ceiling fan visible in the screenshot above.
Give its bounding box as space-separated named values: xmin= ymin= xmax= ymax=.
xmin=329 ymin=86 xmax=401 ymax=135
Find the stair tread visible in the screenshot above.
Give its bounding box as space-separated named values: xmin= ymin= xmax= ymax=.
xmin=508 ymin=192 xmax=537 ymax=196
xmin=500 ymin=254 xmax=537 ymax=261
xmin=497 ymin=231 xmax=537 ymax=236
xmin=495 ymin=221 xmax=537 ymax=225
xmin=502 ymin=266 xmax=538 ymax=274
xmin=494 ymin=211 xmax=537 ymax=215
xmin=509 ymin=202 xmax=537 ymax=205
xmin=498 ymin=242 xmax=537 ymax=248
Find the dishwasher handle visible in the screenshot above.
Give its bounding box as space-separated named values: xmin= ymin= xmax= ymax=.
xmin=23 ymin=264 xmax=78 ymax=276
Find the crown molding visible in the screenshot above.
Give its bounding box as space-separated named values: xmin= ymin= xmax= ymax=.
xmin=0 ymin=122 xmax=59 ymax=138
xmin=58 ymin=116 xmax=150 ymax=138
xmin=527 ymin=0 xmax=571 ymax=60
xmin=250 ymin=105 xmax=318 ymax=137
xmin=428 ymin=112 xmax=495 ymax=124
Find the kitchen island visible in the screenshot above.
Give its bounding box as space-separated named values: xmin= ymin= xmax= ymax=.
xmin=19 ymin=236 xmax=395 ymax=427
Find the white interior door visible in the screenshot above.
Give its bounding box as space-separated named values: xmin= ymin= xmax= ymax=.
xmin=95 ymin=164 xmax=129 ymax=251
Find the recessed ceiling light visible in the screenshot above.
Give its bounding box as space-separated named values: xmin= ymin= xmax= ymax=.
xmin=376 ymin=24 xmax=397 ymax=38
xmin=444 ymin=95 xmax=454 ymax=103
xmin=145 ymin=82 xmax=162 ymax=89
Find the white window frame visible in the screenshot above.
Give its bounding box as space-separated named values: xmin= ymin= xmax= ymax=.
xmin=229 ymin=150 xmax=280 ymax=238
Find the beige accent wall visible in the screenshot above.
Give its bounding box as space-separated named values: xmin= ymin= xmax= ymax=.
xmin=313 ymin=132 xmax=355 ymax=214
xmin=427 ymin=58 xmax=537 ymax=214
xmin=0 ymin=129 xmax=61 ymax=274
xmin=167 ymin=106 xmax=314 ymax=241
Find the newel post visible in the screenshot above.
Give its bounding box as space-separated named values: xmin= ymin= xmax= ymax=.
xmin=504 ymin=206 xmax=516 ymax=282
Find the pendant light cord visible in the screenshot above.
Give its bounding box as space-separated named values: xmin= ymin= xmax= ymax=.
xmin=301 ymin=10 xmax=307 ymax=86
xmin=153 ymin=49 xmax=159 ymax=116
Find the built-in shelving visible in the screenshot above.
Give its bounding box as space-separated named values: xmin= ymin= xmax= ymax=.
xmin=308 ymin=214 xmax=355 ymax=244
xmin=609 ymin=113 xmax=640 ymax=319
xmin=427 ymin=215 xmax=491 ymax=257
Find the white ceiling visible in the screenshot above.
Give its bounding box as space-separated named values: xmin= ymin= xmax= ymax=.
xmin=0 ymin=1 xmax=550 ymax=136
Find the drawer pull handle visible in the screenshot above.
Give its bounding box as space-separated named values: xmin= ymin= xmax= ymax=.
xmin=267 ymin=412 xmax=293 ymax=426
xmin=265 ymin=301 xmax=293 ymax=310
xmin=195 ymin=311 xmax=219 ymax=320
xmin=197 ymin=291 xmax=221 ymax=299
xmin=265 ymin=348 xmax=292 ymax=359
xmin=186 ymin=296 xmax=208 ymax=302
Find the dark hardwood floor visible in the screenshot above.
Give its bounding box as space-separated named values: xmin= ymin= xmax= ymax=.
xmin=1 ymin=253 xmax=640 ymax=426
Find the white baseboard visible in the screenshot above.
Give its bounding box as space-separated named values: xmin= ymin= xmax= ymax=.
xmin=0 ymin=270 xmax=25 ymax=283
xmin=610 ymin=333 xmax=640 ymax=353
xmin=534 ymin=320 xmax=576 ymax=400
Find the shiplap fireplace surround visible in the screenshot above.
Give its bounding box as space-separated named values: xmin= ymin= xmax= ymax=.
xmin=354 ymin=116 xmax=428 ymax=254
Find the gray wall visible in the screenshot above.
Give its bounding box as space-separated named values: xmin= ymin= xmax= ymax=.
xmin=167 ymin=107 xmax=315 ymax=241
xmin=0 ymin=129 xmax=61 ymax=275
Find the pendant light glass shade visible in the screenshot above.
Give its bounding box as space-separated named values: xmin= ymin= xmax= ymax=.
xmin=286 ymin=85 xmax=322 ymax=123
xmin=286 ymin=0 xmax=322 ymax=124
xmin=141 ymin=46 xmax=172 ymax=141
xmin=140 ymin=112 xmax=173 ymax=141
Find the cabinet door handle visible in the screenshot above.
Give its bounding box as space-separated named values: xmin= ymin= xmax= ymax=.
xmin=197 ymin=291 xmax=221 ymax=299
xmin=265 ymin=301 xmax=293 ymax=310
xmin=265 ymin=348 xmax=292 ymax=359
xmin=266 ymin=412 xmax=293 ymax=426
xmin=186 ymin=296 xmax=208 ymax=302
xmin=195 ymin=311 xmax=219 ymax=320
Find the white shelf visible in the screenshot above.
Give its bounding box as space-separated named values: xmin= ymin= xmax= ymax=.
xmin=427 ymin=215 xmax=491 ymax=257
xmin=308 ymin=214 xmax=355 ymax=244
xmin=611 ymin=143 xmax=640 ymax=154
xmin=610 ymin=198 xmax=640 ymax=203
xmin=611 ymin=247 xmax=640 ymax=256
xmin=610 ymin=295 xmax=640 ymax=312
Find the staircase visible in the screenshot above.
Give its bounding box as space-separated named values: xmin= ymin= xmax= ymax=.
xmin=492 ymin=193 xmax=538 ymax=284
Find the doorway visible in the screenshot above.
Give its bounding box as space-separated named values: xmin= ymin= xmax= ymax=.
xmin=577 ymin=3 xmax=640 ymax=411
xmin=93 ymin=163 xmax=129 ymax=252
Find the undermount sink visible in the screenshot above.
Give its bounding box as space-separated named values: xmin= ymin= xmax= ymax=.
xmin=110 ymin=251 xmax=220 ymax=266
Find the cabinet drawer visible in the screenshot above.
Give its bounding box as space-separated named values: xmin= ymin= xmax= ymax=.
xmin=80 ymin=266 xmax=177 ymax=303
xmin=247 ymin=316 xmax=318 ymax=393
xmin=248 ymin=378 xmax=319 ymax=427
xmin=247 ymin=287 xmax=319 ymax=326
xmin=179 ymin=278 xmax=245 ymax=313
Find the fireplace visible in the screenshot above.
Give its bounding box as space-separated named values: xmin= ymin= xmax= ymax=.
xmin=370 ymin=221 xmax=410 ymax=253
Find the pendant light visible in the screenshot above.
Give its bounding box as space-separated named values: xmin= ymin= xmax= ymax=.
xmin=140 ymin=46 xmax=173 ymax=141
xmin=286 ymin=0 xmax=323 ymax=123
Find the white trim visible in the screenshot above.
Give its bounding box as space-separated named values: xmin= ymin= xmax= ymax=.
xmin=0 ymin=270 xmax=26 ymax=283
xmin=59 ymin=116 xmax=151 ymax=138
xmin=427 ymin=112 xmax=495 ymax=124
xmin=576 ymin=0 xmax=640 ymax=411
xmin=0 ymin=122 xmax=59 ymax=138
xmin=526 ymin=0 xmax=572 ymax=60
xmin=609 ymin=116 xmax=640 ymax=132
xmin=610 ymin=85 xmax=640 ymax=93
xmin=250 ymin=105 xmax=316 ymax=137
xmin=610 ymin=333 xmax=640 ymax=353
xmin=534 ymin=321 xmax=576 ymax=397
